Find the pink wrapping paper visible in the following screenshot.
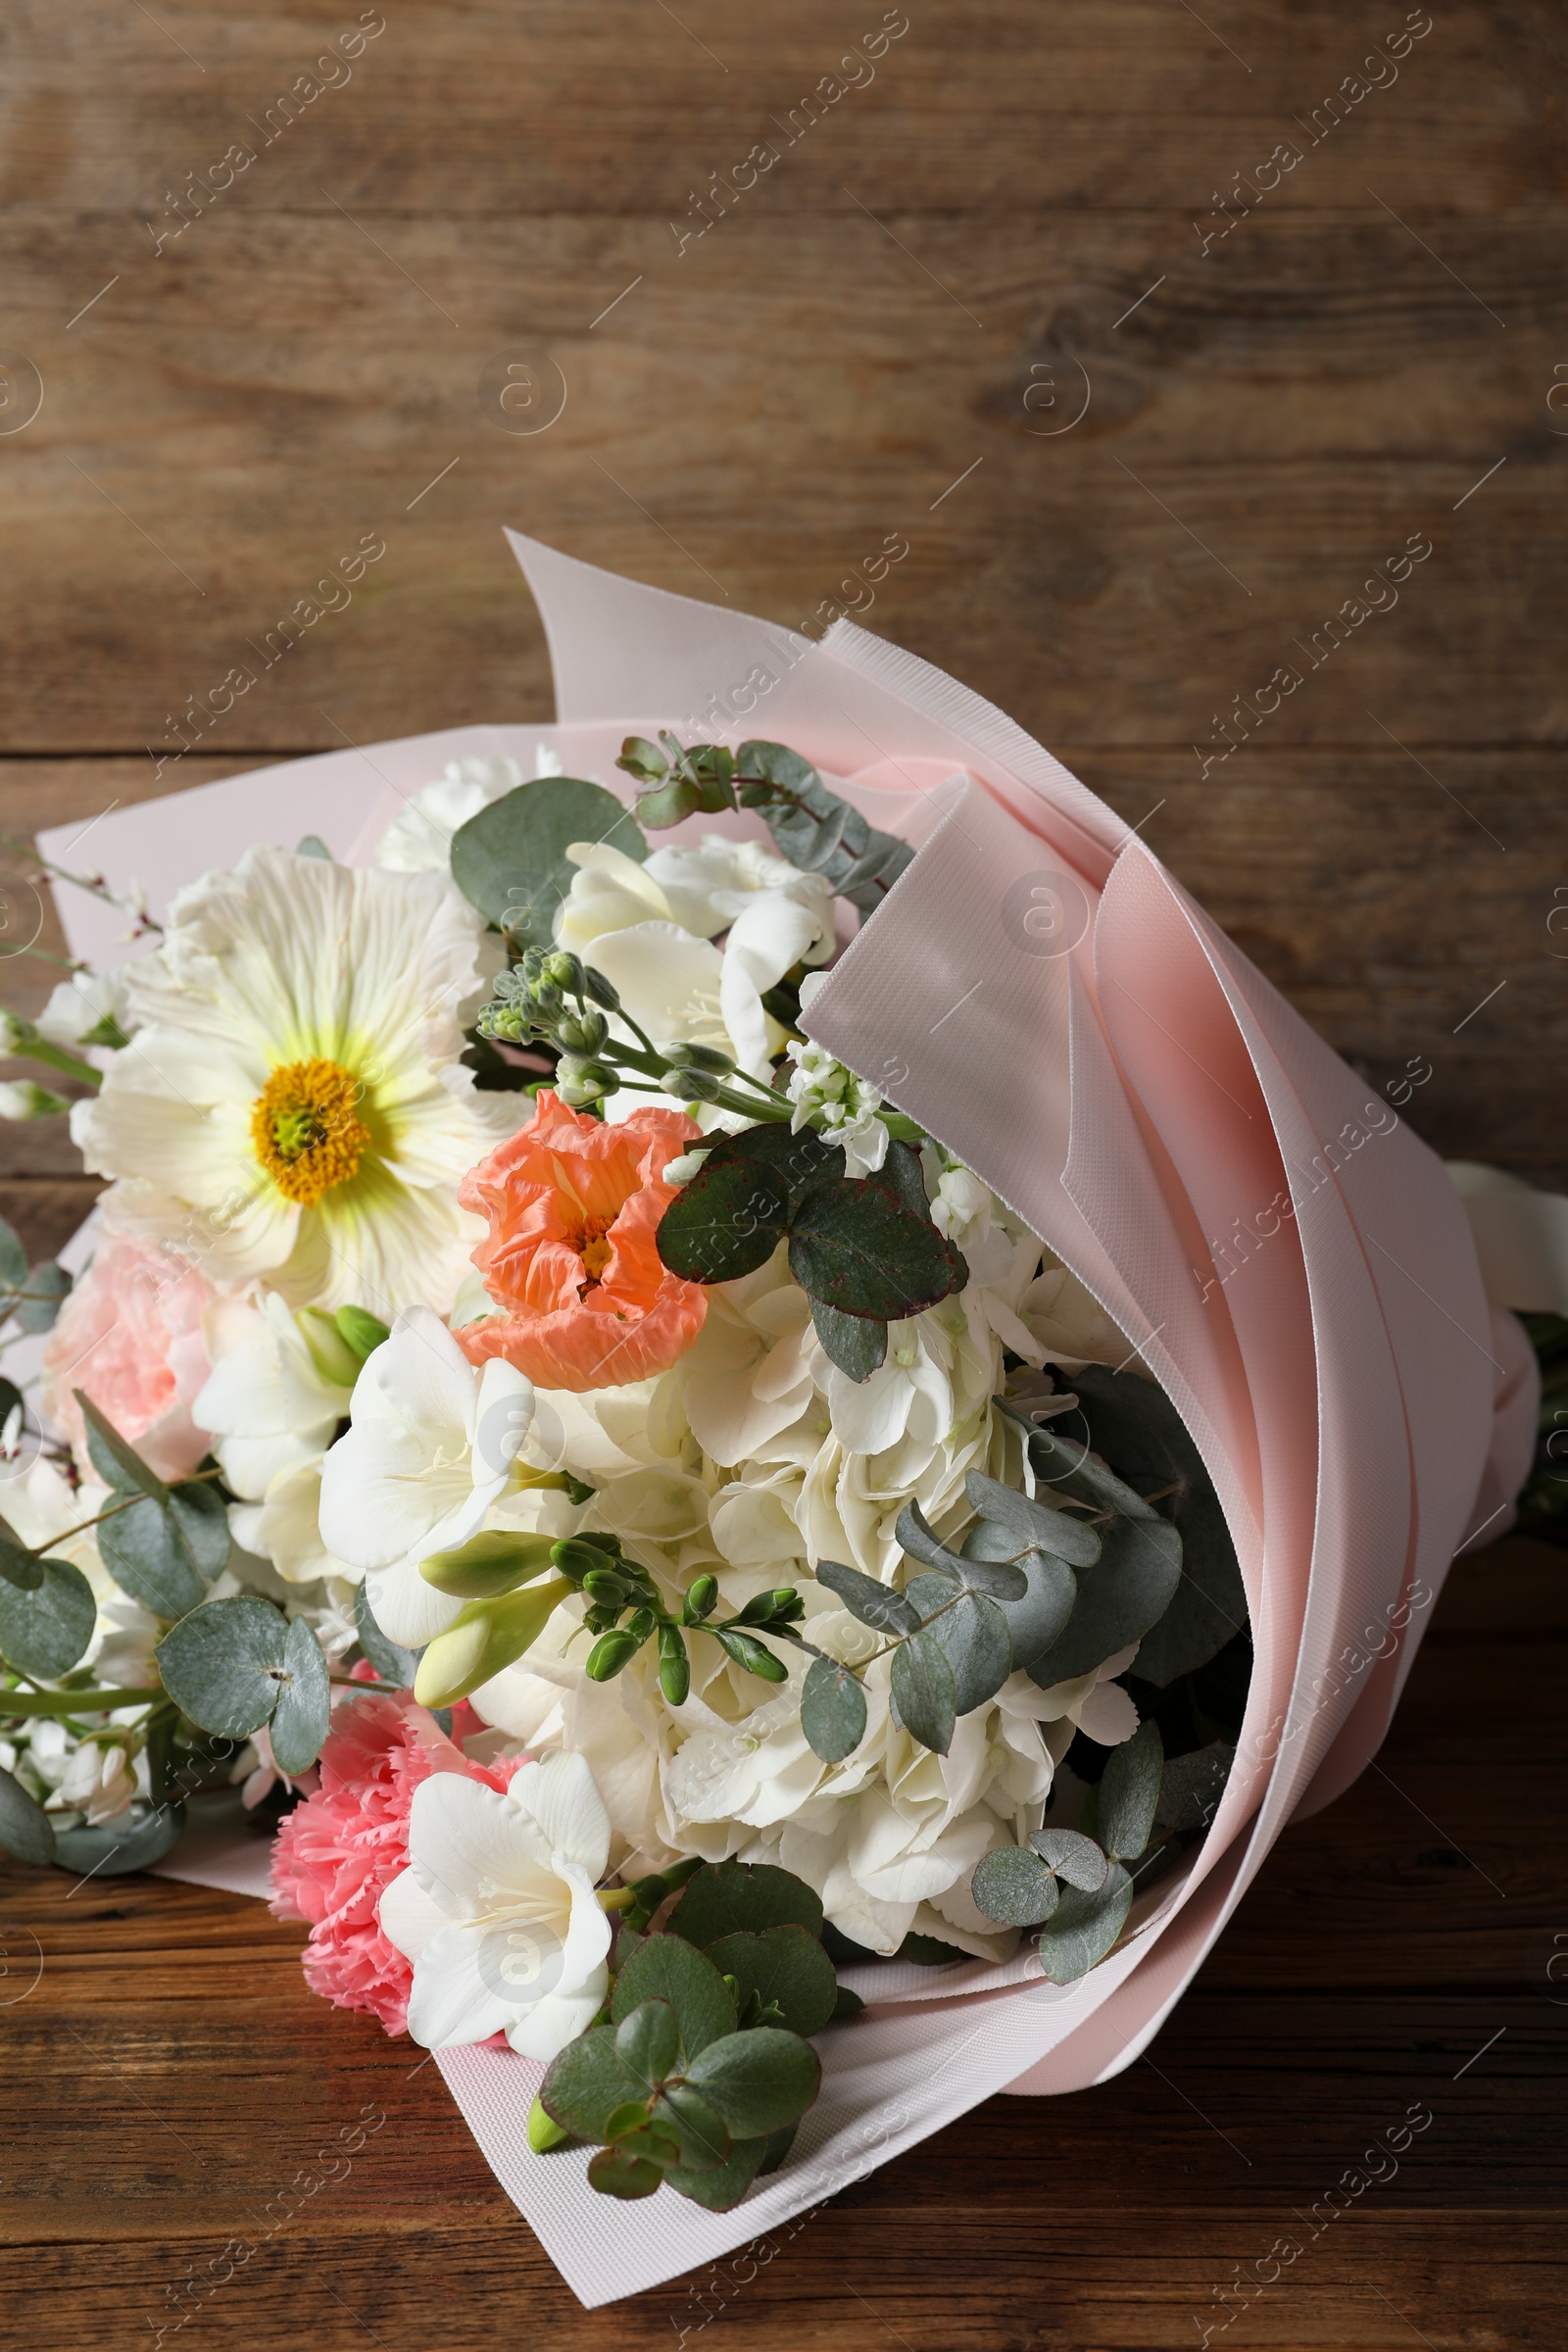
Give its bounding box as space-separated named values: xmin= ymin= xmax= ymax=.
xmin=37 ymin=535 xmax=1539 ymax=2306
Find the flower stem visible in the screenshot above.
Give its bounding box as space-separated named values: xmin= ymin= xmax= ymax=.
xmin=0 ymin=1685 xmax=162 ymax=1716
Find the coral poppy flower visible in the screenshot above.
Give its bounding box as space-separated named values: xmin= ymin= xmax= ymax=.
xmin=456 ymin=1090 xmax=708 ymax=1390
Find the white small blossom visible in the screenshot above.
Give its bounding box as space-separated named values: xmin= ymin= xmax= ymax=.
xmin=36 ymin=966 xmax=134 ymax=1056
xmin=0 ymin=1079 xmax=69 ymax=1120
xmin=784 ymin=1036 xmax=888 ymax=1177
xmin=662 ymin=1148 xmax=711 ymax=1187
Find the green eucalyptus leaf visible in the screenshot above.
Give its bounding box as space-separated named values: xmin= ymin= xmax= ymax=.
xmin=98 ymin=1495 xmax=208 ymax=1620
xmin=890 ymin=1625 xmax=956 ymax=1754
xmin=704 ymin=1924 xmax=839 ymax=2036
xmin=418 ymin=1529 xmax=560 ymax=1599
xmin=450 ymin=775 xmax=647 ymax=943
xmin=54 ymin=1799 xmax=185 ymax=1878
xmin=868 ymin=1139 xmax=930 ymax=1218
xmin=979 ymin=1546 xmax=1077 ymax=1673
xmin=74 ymin=1393 xmax=169 ymax=1501
xmin=812 ymin=1556 xmax=919 ymax=1638
xmin=663 ymin=2133 xmax=769 ymax=2211
xmin=1025 ymin=1514 xmax=1183 ymax=1689
xmin=788 ymin=1178 xmax=965 ymax=1321
xmin=963 ymin=1469 xmax=1103 ymax=1569
xmin=800 ymin=1655 xmax=868 ymax=1764
xmin=758 ymin=2120 xmax=799 ymax=2175
xmin=1033 ymin=1861 xmax=1135 ymax=1983
xmin=614 ymin=1997 xmax=681 ymax=2091
xmin=168 ymin=1481 xmax=231 ymax=1579
xmin=1156 ymin=1741 xmax=1235 ymax=1833
xmin=12 ymin=1261 xmax=71 ymax=1335
xmin=1009 ymin=1409 xmax=1158 ymax=1522
xmin=0 ymin=1520 xmax=44 ymax=1592
xmin=971 ymin=1844 xmax=1061 ymax=1928
xmin=268 ymin=1614 xmax=330 ymax=1775
xmin=667 ymin=1858 xmax=823 ymax=1947
xmin=612 ymin=1933 xmax=737 ymax=2057
xmin=0 ymin=1554 xmax=96 ymax=1677
xmin=653 ymin=2082 xmax=732 ymax=2172
xmin=733 ymin=740 xmax=914 ymax=913
xmin=697 ymin=1121 xmax=842 ymax=1209
xmin=0 ymin=1218 xmax=27 ymax=1291
xmin=587 ymin=2144 xmax=663 ymax=2199
xmin=355 ymin=1578 xmax=418 ymax=1687
xmin=1099 ymin=1718 xmax=1164 ymax=1862
xmin=541 ymin=2025 xmax=650 ymax=2141
xmin=906 ymin=1576 xmax=1013 ymax=1715
xmin=155 ymin=1595 xmax=290 ymax=1739
xmin=685 ymin=2027 xmax=822 ymax=2138
xmin=1027 ymin=1826 xmax=1109 ymax=1891
xmin=656 ymin=1155 xmax=790 ymax=1285
xmin=899 ymin=1498 xmax=1027 ymax=1599
xmin=810 ymin=1298 xmax=887 ymax=1382
xmin=0 ymin=1761 xmax=56 ymax=1866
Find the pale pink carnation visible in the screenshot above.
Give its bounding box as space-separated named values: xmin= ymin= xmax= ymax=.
xmin=41 ymin=1232 xmax=216 ymax=1482
xmin=270 ymin=1681 xmax=519 ymax=2037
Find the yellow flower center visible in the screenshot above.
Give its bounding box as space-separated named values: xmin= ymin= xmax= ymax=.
xmin=250 ymin=1056 xmax=370 ymax=1208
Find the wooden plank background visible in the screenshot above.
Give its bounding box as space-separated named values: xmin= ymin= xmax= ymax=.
xmin=2 ymin=3 xmax=1565 ymax=2343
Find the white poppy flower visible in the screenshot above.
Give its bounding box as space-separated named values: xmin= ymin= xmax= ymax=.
xmin=374 ymin=749 xmax=562 ymax=874
xmin=377 ymin=1749 xmax=614 ymax=2060
xmin=71 ymin=846 xmax=515 ymax=1316
xmin=317 ymin=1306 xmax=537 ymax=1646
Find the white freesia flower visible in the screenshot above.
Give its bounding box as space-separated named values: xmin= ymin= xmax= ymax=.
xmin=318 ymin=1306 xmax=537 ymax=1647
xmin=36 ymin=965 xmax=134 ymax=1060
xmin=556 ymin=834 xmax=835 ymax=959
xmin=378 ymin=1749 xmax=614 ymax=2059
xmin=374 ymin=749 xmax=563 ymax=874
xmin=193 ymin=1291 xmax=355 ymax=1581
xmin=71 ymin=846 xmax=516 ymax=1315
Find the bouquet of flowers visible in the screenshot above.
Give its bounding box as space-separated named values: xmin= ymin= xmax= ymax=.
xmin=0 ymin=536 xmax=1554 ymax=2304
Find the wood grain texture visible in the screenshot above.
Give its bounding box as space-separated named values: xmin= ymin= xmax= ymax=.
xmin=1 ymin=2 xmax=1563 ymax=2341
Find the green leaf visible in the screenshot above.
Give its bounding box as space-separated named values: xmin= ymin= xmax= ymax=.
xmin=541 ymin=2026 xmax=650 ymax=2141
xmin=981 ymin=1547 xmax=1077 ymax=1673
xmin=1027 ymin=1827 xmax=1108 ymax=1891
xmin=355 ymin=1578 xmax=418 ymax=1687
xmin=75 ymin=1392 xmax=169 ymax=1501
xmin=97 ymin=1496 xmax=206 ymax=1620
xmin=656 ymin=1154 xmax=790 ymax=1285
xmin=652 ymin=2082 xmax=731 ymax=2172
xmin=1156 ymin=1741 xmax=1235 ymax=1833
xmin=758 ymin=2120 xmax=800 ymax=2175
xmin=0 ymin=1217 xmax=26 ymax=1291
xmin=705 ymin=1924 xmax=839 ymax=2036
xmin=1033 ymin=1861 xmax=1135 ymax=1983
xmin=788 ymin=1177 xmax=965 ymax=1321
xmin=418 ymin=1530 xmax=560 ymax=1599
xmin=963 ymin=1469 xmax=1103 ymax=1569
xmin=971 ymin=1845 xmax=1061 ymax=1928
xmin=155 ymin=1595 xmax=291 ymax=1739
xmin=296 ymin=833 xmax=332 ymax=859
xmin=733 ymin=740 xmax=914 ymax=913
xmin=12 ymin=1261 xmax=71 ymax=1335
xmin=812 ymin=1556 xmax=919 ymax=1637
xmin=708 ymin=1120 xmax=842 ymax=1209
xmin=169 ymin=1482 xmax=231 ymax=1579
xmin=0 ymin=1554 xmax=96 ymax=1678
xmin=614 ymin=1997 xmax=681 ymax=2091
xmin=899 ymin=1499 xmax=1027 ymax=1600
xmin=612 ymin=1933 xmax=737 ymax=2057
xmin=663 ymin=2133 xmax=769 ymax=2211
xmin=336 ymin=1303 xmax=391 ymax=1359
xmin=0 ymin=1519 xmax=44 ymax=1592
xmin=1071 ymin=1368 xmax=1248 ymax=1685
xmin=269 ymin=1614 xmax=330 ymax=1775
xmin=800 ymin=1655 xmax=868 ymax=1763
xmin=685 ymin=2027 xmax=822 ymax=2138
xmin=450 ymin=775 xmax=648 ymax=944
xmin=906 ymin=1577 xmax=1013 ymax=1714
xmin=587 ymin=2144 xmax=663 ymax=2199
xmin=1099 ymin=1719 xmax=1163 ymax=1862
xmin=1007 ymin=1408 xmax=1159 ymax=1522
xmin=1025 ymin=1515 xmax=1183 ymax=1689
xmin=890 ymin=1626 xmax=956 ymax=1753
xmin=668 ymin=1859 xmax=824 ymax=1947
xmin=810 ymin=1298 xmax=887 ymax=1381
xmin=869 ymin=1138 xmax=930 ymax=1218
xmin=54 ymin=1800 xmax=185 ymax=1878
xmin=899 ymin=1932 xmax=969 ymax=1965
xmin=0 ymin=1761 xmax=56 ymax=1865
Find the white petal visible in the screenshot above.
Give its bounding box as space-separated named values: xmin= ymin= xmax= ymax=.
xmin=1076 ymin=1680 xmax=1140 ymax=1745
xmin=377 ymin=1865 xmax=449 ymax=1962
xmin=509 ymin=1749 xmax=612 ymax=1880
xmin=404 ymin=1921 xmax=516 ymax=2047
xmin=505 ymin=1967 xmax=610 ymax=2062
xmin=364 ymin=1558 xmax=465 ymax=1649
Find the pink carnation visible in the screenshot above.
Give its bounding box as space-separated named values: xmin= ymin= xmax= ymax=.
xmin=270 ymin=1681 xmax=519 ymax=2037
xmin=41 ymin=1232 xmax=216 ymax=1482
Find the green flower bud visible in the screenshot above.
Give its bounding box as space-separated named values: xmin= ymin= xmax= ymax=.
xmin=582 ymin=965 xmax=620 ymax=1012
xmin=624 ymin=1606 xmax=657 ymax=1644
xmin=576 ymin=1008 xmax=609 ymax=1052
xmin=683 ymin=1574 xmax=719 ymax=1623
xmin=335 ymin=1303 xmax=391 ymax=1361
xmin=545 ymin=950 xmax=585 ymax=996
xmin=661 ymin=1067 xmax=722 ymax=1102
xmin=581 ymin=1567 xmax=631 ymax=1608
xmin=586 ymin=1629 xmax=644 ymax=1682
xmin=296 ymin=1305 xmax=365 ymax=1389
xmin=552 ymin=1535 xmax=622 ymax=1580
xmin=662 ymin=1041 xmax=735 ymax=1074
xmin=658 ymin=1625 xmax=691 ymax=1707
xmin=413 ymin=1574 xmax=573 ymax=1708
xmin=736 ymin=1587 xmax=800 ymax=1627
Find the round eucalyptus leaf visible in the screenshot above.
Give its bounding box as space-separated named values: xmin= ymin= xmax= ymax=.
xmin=168 ymin=1481 xmax=231 ymax=1579
xmin=788 ymin=1180 xmax=964 ymax=1321
xmin=889 ymin=1625 xmax=956 ymax=1755
xmin=0 ymin=1762 xmax=56 ymax=1866
xmin=1099 ymin=1718 xmax=1164 ymax=1862
xmin=450 ymin=775 xmax=647 ymax=941
xmin=971 ymin=1844 xmax=1061 ymax=1928
xmin=1033 ymin=1861 xmax=1135 ymax=1983
xmin=98 ymin=1495 xmax=208 ymax=1621
xmin=12 ymin=1260 xmax=71 ymax=1335
xmin=684 ymin=2027 xmax=822 ymax=2139
xmin=155 ymin=1595 xmax=290 ymax=1739
xmin=0 ymin=1554 xmax=97 ymax=1678
xmin=53 ymin=1799 xmax=185 ymax=1878
xmin=800 ymin=1655 xmax=868 ymax=1763
xmin=1028 ymin=1826 xmax=1109 ymax=1891
xmin=268 ymin=1613 xmax=330 ymax=1775
xmin=614 ymin=1997 xmax=681 ymax=2091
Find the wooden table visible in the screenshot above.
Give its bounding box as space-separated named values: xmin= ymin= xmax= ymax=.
xmin=2 ymin=4 xmax=1563 ymax=2342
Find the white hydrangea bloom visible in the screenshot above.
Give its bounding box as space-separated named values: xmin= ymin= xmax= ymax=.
xmin=373 ymin=749 xmax=561 ymax=874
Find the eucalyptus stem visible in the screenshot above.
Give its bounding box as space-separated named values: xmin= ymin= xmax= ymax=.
xmin=27 ymin=1462 xmax=226 ymax=1553
xmin=0 ymin=1685 xmax=162 ymax=1715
